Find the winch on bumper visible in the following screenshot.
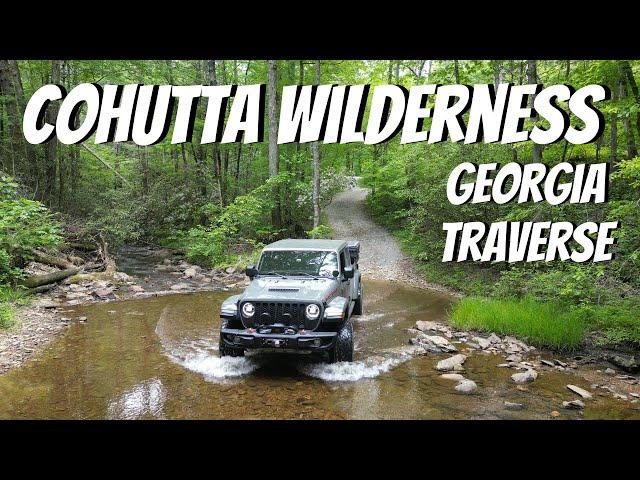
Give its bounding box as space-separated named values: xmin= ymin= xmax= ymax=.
xmin=220 ymin=325 xmax=337 ymax=352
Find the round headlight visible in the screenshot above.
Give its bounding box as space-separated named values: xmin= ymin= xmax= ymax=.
xmin=242 ymin=302 xmax=255 ymax=318
xmin=305 ymin=304 xmax=320 ymax=320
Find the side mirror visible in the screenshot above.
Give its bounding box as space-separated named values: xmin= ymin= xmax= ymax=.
xmin=343 ymin=266 xmax=354 ymax=280
xmin=332 ymin=270 xmax=340 ymax=278
xmin=246 ymin=265 xmax=258 ymax=279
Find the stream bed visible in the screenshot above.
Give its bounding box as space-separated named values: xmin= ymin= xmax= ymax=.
xmin=1 ymin=279 xmax=639 ymax=419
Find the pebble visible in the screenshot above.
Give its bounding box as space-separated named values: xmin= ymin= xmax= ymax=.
xmin=504 ymin=401 xmax=525 ymax=411
xmin=440 ymin=373 xmax=465 ymax=381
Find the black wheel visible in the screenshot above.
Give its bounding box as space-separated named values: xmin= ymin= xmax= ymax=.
xmin=219 ymin=332 xmax=244 ymax=357
xmin=328 ymin=319 xmax=353 ymax=363
xmin=352 ymin=282 xmax=363 ymax=316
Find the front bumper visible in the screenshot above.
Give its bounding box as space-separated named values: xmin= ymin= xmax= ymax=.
xmin=220 ymin=327 xmax=337 ymax=351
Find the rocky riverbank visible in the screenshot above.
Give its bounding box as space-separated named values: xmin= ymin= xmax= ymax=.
xmin=403 ymin=318 xmax=640 ymax=413
xmin=0 ymin=247 xmax=247 ymax=375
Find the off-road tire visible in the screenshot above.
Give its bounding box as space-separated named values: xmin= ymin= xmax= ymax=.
xmin=219 ymin=333 xmax=245 ymax=357
xmin=352 ymin=282 xmax=363 ymax=316
xmin=328 ymin=319 xmax=354 ymax=363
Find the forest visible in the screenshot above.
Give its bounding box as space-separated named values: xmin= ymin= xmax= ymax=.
xmin=1 ymin=59 xmax=639 ymax=350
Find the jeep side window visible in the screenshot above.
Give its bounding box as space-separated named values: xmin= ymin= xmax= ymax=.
xmin=339 ymin=250 xmax=346 ymax=273
xmin=318 ymin=252 xmax=339 ymax=277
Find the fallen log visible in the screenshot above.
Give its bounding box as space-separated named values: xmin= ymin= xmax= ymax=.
xmin=30 ymin=249 xmax=75 ymax=269
xmin=29 ymin=284 xmax=57 ymax=294
xmin=20 ymin=267 xmax=80 ymax=289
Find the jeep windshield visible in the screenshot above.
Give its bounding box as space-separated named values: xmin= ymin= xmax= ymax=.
xmin=258 ymin=250 xmax=338 ymax=278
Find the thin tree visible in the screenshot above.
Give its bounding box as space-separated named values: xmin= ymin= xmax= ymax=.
xmin=527 ymin=60 xmax=543 ymax=163
xmin=268 ymin=60 xmax=281 ymax=227
xmin=312 ymin=60 xmax=321 ymax=229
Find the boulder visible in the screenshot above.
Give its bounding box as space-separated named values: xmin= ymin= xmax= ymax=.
xmin=487 ymin=333 xmax=501 ymax=344
xmin=566 ymin=384 xmax=592 ymax=399
xmin=440 ymin=373 xmax=465 ymax=381
xmin=436 ymin=354 xmax=467 ymax=372
xmin=511 ymin=369 xmax=538 ymax=384
xmin=608 ymin=354 xmax=639 ymax=373
xmin=455 ymin=379 xmax=477 ymax=394
xmin=225 ymin=266 xmax=237 ymax=274
xmin=472 ymin=336 xmax=491 ymax=349
xmin=504 ymin=401 xmax=525 ymax=411
xmin=183 ymin=267 xmax=198 ymax=278
xmin=170 ymin=283 xmax=190 ymax=291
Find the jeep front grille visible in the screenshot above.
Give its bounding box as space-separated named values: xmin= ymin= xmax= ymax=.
xmin=241 ymin=301 xmax=321 ymax=330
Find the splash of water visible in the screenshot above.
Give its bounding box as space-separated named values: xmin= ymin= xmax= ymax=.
xmin=177 ymin=351 xmax=260 ymax=380
xmin=298 ymin=355 xmax=411 ymax=382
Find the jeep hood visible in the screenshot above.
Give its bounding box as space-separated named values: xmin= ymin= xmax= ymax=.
xmin=240 ymin=276 xmax=338 ymax=303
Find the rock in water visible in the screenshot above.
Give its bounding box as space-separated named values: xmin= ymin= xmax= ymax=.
xmin=412 ymin=334 xmax=458 ymax=353
xmin=455 ymin=379 xmax=477 ymax=394
xmin=511 ymin=369 xmax=538 ymax=384
xmin=415 ymin=320 xmax=444 ymax=332
xmin=472 ymin=337 xmax=491 ymax=349
xmin=440 ymin=373 xmax=465 ymax=381
xmin=170 ymin=283 xmax=190 ymax=291
xmin=566 ymin=384 xmax=593 ymax=399
xmin=563 ymin=399 xmax=585 ymax=410
xmin=436 ymin=354 xmax=467 ymax=371
xmin=504 ymin=401 xmax=525 ymax=410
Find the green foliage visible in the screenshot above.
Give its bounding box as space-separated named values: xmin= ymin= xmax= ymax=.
xmin=83 ymin=189 xmax=145 ymax=248
xmin=306 ymin=224 xmax=332 ymax=239
xmin=0 ymin=248 xmax=21 ymax=284
xmin=581 ymin=300 xmax=640 ymax=347
xmin=0 ymin=301 xmax=14 ymax=329
xmin=0 ymin=174 xmax=19 ymax=201
xmin=0 ymin=198 xmax=62 ymax=263
xmin=450 ymin=297 xmax=586 ymax=350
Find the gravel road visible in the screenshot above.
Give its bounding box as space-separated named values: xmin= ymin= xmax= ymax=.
xmin=326 ymin=184 xmax=459 ymax=295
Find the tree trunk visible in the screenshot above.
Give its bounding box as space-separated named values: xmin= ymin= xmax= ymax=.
xmin=527 ymin=60 xmax=543 ymax=163
xmin=268 ymin=60 xmax=281 ymax=227
xmin=454 ymin=60 xmax=460 ymax=83
xmin=312 ymin=60 xmax=322 ymax=229
xmin=620 ymin=76 xmax=638 ymax=159
xmin=0 ymin=60 xmax=36 ymax=182
xmin=620 ymin=60 xmax=640 ymax=140
xmin=610 ymin=80 xmax=618 ymax=167
xmin=44 ymin=60 xmax=62 ymax=204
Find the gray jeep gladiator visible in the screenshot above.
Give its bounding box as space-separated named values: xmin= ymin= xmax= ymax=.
xmin=219 ymin=239 xmax=362 ymax=363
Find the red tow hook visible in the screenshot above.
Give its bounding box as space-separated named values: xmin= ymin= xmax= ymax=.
xmin=247 ymin=328 xmax=254 ymax=334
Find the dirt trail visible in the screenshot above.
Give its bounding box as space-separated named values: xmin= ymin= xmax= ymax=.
xmin=326 ymin=184 xmax=458 ymax=295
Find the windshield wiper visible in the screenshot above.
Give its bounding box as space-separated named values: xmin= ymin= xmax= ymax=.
xmin=291 ymin=272 xmax=322 ymax=279
xmin=260 ymin=271 xmax=288 ymax=278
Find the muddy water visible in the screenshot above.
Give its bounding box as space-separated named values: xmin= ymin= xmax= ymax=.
xmin=1 ymin=280 xmax=638 ymax=419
